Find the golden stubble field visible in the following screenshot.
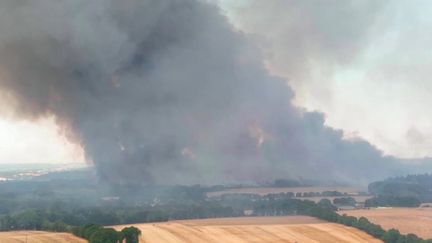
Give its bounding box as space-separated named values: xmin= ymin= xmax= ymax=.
xmin=114 ymin=216 xmax=382 ymax=243
xmin=343 ymin=207 xmax=432 ymax=239
xmin=0 ymin=231 xmax=86 ymax=243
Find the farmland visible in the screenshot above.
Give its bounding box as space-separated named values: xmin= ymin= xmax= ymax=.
xmin=114 ymin=216 xmax=382 ymax=243
xmin=343 ymin=208 xmax=432 ymax=239
xmin=0 ymin=231 xmax=86 ymax=243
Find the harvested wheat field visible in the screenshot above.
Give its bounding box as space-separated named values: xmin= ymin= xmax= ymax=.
xmin=114 ymin=216 xmax=382 ymax=243
xmin=343 ymin=207 xmax=432 ymax=239
xmin=0 ymin=231 xmax=86 ymax=243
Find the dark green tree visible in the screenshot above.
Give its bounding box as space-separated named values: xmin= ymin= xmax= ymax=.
xmin=82 ymin=224 xmax=102 ymax=239
xmin=382 ymin=229 xmax=401 ymax=243
xmin=89 ymin=228 xmax=120 ymax=243
xmin=121 ymin=226 xmax=142 ymax=243
xmin=405 ymin=233 xmax=421 ymax=243
xmin=15 ymin=209 xmax=43 ymax=230
xmin=318 ymin=199 xmax=336 ymax=210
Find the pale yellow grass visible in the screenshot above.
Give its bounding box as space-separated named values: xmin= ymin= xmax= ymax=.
xmin=343 ymin=207 xmax=432 ymax=239
xmin=114 ymin=216 xmax=382 ymax=243
xmin=0 ymin=231 xmax=86 ymax=243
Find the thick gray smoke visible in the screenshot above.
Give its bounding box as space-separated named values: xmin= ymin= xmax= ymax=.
xmin=0 ymin=0 xmax=424 ymax=185
xmin=225 ymin=0 xmax=386 ymax=102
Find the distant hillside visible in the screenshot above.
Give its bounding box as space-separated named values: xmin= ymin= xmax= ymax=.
xmin=368 ymin=174 xmax=432 ymax=203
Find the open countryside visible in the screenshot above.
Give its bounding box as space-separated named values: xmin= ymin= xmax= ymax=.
xmin=113 ymin=216 xmax=382 ymax=243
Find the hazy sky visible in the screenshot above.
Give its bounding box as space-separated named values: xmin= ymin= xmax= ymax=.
xmin=0 ymin=0 xmax=431 ymax=165
xmin=0 ymin=116 xmax=85 ymax=164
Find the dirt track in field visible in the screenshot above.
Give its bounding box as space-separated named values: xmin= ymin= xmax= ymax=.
xmin=114 ymin=216 xmax=382 ymax=243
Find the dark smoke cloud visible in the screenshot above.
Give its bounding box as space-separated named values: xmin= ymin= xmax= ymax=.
xmin=0 ymin=0 xmax=426 ymax=185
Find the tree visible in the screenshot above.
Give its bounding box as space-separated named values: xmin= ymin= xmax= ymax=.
xmin=333 ymin=197 xmax=356 ymax=206
xmin=89 ymin=228 xmax=120 ymax=243
xmin=81 ymin=224 xmax=102 ymax=239
xmin=405 ymin=233 xmax=421 ymax=243
xmin=15 ymin=209 xmax=43 ymax=230
xmin=318 ymin=199 xmax=336 ymax=210
xmin=51 ymin=221 xmax=69 ymax=232
xmin=337 ymin=214 xmax=357 ymax=227
xmin=381 ymin=229 xmax=401 ymax=243
xmin=121 ymin=226 xmax=141 ymax=243
xmin=0 ymin=215 xmax=16 ymax=230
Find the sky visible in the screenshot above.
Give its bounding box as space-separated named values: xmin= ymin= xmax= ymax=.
xmin=0 ymin=116 xmax=85 ymax=164
xmin=0 ymin=0 xmax=431 ymax=165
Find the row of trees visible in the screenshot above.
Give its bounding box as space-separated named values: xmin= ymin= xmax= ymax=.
xmin=0 ymin=208 xmax=166 ymax=231
xmin=365 ymin=195 xmax=421 ymax=207
xmin=0 ymin=210 xmax=141 ymax=242
xmin=252 ymin=190 xmax=349 ymax=198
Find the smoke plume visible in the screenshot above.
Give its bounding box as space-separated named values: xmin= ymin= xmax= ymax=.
xmin=0 ymin=0 xmax=424 ymax=184
xmin=222 ymin=0 xmax=385 ymax=104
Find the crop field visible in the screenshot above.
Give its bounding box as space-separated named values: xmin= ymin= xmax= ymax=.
xmin=114 ymin=216 xmax=382 ymax=243
xmin=0 ymin=231 xmax=86 ymax=243
xmin=207 ymin=186 xmax=365 ymax=198
xmin=343 ymin=207 xmax=432 ymax=239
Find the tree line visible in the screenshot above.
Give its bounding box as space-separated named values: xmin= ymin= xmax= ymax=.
xmin=0 ymin=203 xmax=238 ymax=231
xmin=365 ymin=195 xmax=421 ymax=207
